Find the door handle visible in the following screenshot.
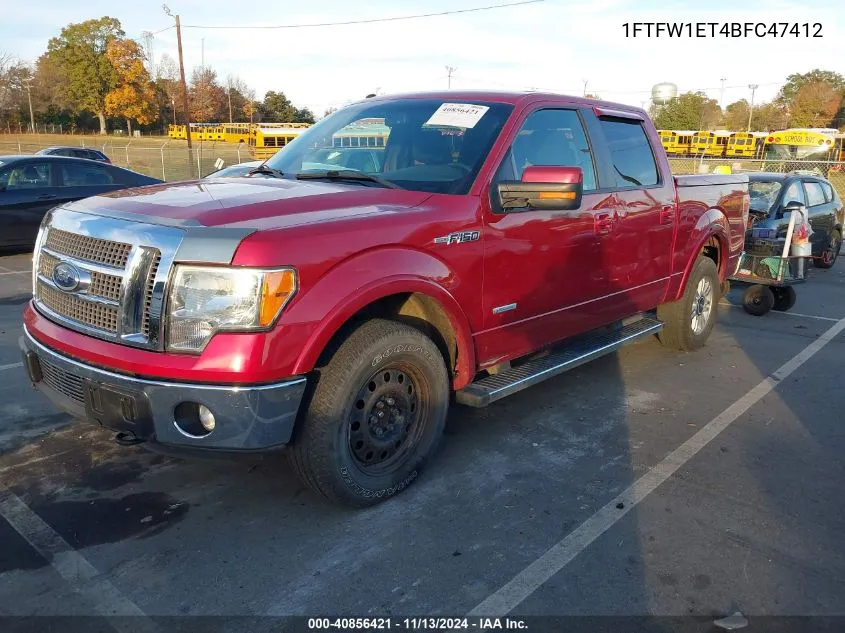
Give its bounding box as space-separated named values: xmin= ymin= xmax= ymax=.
xmin=37 ymin=194 xmax=56 ymax=200
xmin=595 ymin=212 xmax=613 ymax=235
xmin=660 ymin=205 xmax=675 ymax=224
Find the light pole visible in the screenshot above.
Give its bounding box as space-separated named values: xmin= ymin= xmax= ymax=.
xmin=162 ymin=4 xmax=194 ymax=176
xmin=25 ymin=82 xmax=35 ymax=133
xmin=719 ymin=77 xmax=727 ymax=109
xmin=582 ymin=79 xmax=588 ymax=97
xmin=445 ymin=66 xmax=457 ymax=89
xmin=747 ymin=84 xmax=759 ymax=131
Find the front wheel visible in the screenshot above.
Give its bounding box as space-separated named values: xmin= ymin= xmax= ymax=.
xmin=289 ymin=319 xmax=449 ymax=506
xmin=815 ymin=230 xmax=841 ymax=269
xmin=742 ymin=284 xmax=774 ymax=316
xmin=657 ymin=256 xmax=720 ymax=351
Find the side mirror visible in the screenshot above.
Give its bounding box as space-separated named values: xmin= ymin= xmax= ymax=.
xmin=777 ymin=201 xmax=805 ymax=220
xmin=496 ymin=166 xmax=583 ymax=212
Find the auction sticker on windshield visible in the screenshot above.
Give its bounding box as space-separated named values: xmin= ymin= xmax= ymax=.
xmin=425 ymin=103 xmax=489 ymax=129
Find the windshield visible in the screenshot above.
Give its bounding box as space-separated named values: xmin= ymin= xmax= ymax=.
xmin=265 ymin=98 xmax=514 ymax=194
xmin=748 ymin=181 xmax=782 ymax=214
xmin=764 ymin=144 xmax=834 ymax=161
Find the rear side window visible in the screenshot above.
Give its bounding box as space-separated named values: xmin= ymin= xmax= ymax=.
xmin=599 ymin=119 xmax=659 ymax=188
xmin=803 ymin=181 xmax=826 ymax=207
xmin=60 ymin=163 xmax=114 ymax=186
xmin=820 ymin=181 xmax=834 ymax=203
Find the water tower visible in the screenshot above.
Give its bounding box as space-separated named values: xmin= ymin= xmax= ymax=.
xmin=651 ymin=82 xmax=678 ymax=106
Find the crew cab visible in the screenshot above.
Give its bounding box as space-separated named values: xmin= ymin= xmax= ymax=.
xmin=20 ymin=91 xmax=749 ymax=506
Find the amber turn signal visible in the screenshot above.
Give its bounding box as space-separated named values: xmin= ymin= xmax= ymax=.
xmin=259 ymin=269 xmax=297 ymax=326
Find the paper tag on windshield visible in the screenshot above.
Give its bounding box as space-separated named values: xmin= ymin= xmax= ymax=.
xmin=425 ymin=103 xmax=489 ymax=129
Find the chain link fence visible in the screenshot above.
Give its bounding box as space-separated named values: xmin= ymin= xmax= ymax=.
xmin=2 ymin=137 xmax=845 ymax=197
xmin=668 ymin=157 xmax=845 ymax=198
xmin=0 ymin=138 xmax=251 ymax=181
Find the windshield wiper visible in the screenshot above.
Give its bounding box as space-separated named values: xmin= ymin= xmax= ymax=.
xmin=296 ymin=169 xmax=401 ymax=189
xmin=246 ymin=164 xmax=285 ymax=178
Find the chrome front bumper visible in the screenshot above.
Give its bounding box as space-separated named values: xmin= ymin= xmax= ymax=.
xmin=19 ymin=328 xmax=307 ymax=451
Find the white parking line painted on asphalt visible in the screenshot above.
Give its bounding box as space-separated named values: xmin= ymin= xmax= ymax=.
xmin=0 ymin=362 xmax=23 ymax=372
xmin=0 ymin=490 xmax=155 ymax=629
xmin=469 ymin=314 xmax=845 ymax=617
xmin=718 ymin=301 xmax=839 ymax=322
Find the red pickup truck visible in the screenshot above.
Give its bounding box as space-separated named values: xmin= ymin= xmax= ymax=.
xmin=20 ymin=92 xmax=748 ymax=505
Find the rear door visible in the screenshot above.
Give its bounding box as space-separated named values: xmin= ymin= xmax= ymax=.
xmin=0 ymin=160 xmax=59 ymax=246
xmin=585 ymin=111 xmax=676 ymax=314
xmin=802 ymin=179 xmax=833 ymax=253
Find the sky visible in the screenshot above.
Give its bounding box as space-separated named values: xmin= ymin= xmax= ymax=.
xmin=2 ymin=0 xmax=843 ymax=116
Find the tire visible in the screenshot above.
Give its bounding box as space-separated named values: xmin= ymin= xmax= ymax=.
xmin=742 ymin=284 xmax=774 ymax=316
xmin=657 ymin=256 xmax=719 ymax=351
xmin=815 ymin=230 xmax=841 ymax=269
xmin=288 ymin=318 xmax=449 ymax=506
xmin=771 ymin=286 xmax=797 ymax=312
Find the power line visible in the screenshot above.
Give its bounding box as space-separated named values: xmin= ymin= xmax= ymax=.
xmin=179 ymin=0 xmax=543 ymax=29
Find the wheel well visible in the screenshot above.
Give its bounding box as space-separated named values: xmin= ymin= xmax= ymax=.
xmin=316 ymin=293 xmax=458 ymax=375
xmin=701 ymin=235 xmax=722 ymax=275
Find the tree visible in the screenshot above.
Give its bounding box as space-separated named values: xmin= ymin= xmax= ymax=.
xmin=43 ymin=17 xmax=125 ymax=134
xmin=788 ymin=82 xmax=842 ymax=128
xmin=260 ymin=90 xmax=296 ymax=122
xmin=225 ymin=75 xmax=251 ymax=122
xmin=156 ymin=53 xmax=180 ymax=124
xmin=778 ymin=69 xmax=845 ymax=105
xmin=104 ymin=39 xmax=158 ymax=135
xmin=189 ymin=67 xmax=226 ymax=122
xmin=321 ymin=107 xmax=338 ymax=119
xmin=721 ymin=99 xmax=750 ymax=131
xmin=652 ymin=92 xmax=721 ymax=130
xmin=0 ymin=53 xmax=30 ymax=127
xmin=293 ymin=107 xmax=315 ymax=123
xmin=750 ymin=101 xmax=789 ymax=132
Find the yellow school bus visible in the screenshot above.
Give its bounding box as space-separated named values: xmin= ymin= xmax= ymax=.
xmin=331 ymin=124 xmax=390 ymax=148
xmin=763 ymin=128 xmax=840 ymax=162
xmin=726 ymin=131 xmax=767 ymax=158
xmin=168 ymin=124 xmax=187 ymax=139
xmin=248 ymin=123 xmax=312 ymax=159
xmin=658 ymin=130 xmax=695 ymax=156
xmin=222 ymin=123 xmax=251 ymax=144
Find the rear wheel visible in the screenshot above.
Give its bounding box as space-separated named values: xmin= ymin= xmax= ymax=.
xmin=816 ymin=230 xmax=841 ymax=269
xmin=289 ymin=319 xmax=449 ymax=506
xmin=771 ymin=286 xmax=797 ymax=312
xmin=658 ymin=256 xmax=719 ymax=351
xmin=742 ymin=284 xmax=774 ymax=316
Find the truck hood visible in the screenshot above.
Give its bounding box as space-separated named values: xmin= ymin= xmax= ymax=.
xmin=65 ymin=177 xmax=432 ymax=229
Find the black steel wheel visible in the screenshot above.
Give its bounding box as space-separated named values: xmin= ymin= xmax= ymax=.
xmin=742 ymin=284 xmax=774 ymax=316
xmin=771 ymin=286 xmax=797 ymax=312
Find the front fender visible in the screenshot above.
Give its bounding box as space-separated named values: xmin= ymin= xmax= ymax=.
xmin=281 ymin=247 xmax=477 ymax=389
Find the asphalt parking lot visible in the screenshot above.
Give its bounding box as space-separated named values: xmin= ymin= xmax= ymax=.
xmin=1 ymin=248 xmax=844 ymax=632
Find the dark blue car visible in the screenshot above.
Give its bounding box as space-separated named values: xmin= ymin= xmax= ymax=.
xmin=0 ymin=155 xmax=161 ymax=249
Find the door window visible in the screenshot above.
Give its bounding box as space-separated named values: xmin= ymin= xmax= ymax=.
xmin=803 ymin=181 xmax=826 ymax=207
xmin=0 ymin=163 xmax=52 ymax=190
xmin=494 ymin=108 xmax=597 ymax=191
xmin=60 ymin=163 xmax=114 ymax=186
xmin=781 ymin=181 xmax=805 ymax=207
xmin=598 ymin=118 xmax=659 ymax=188
xmin=819 ymin=181 xmax=835 ymax=203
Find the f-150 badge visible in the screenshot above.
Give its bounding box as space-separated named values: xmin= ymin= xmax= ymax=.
xmin=434 ymin=230 xmax=480 ymax=245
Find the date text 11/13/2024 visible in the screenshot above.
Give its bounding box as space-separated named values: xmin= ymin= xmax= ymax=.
xmin=307 ymin=617 xmax=528 ymax=630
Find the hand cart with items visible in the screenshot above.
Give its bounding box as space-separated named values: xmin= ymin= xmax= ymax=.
xmin=729 ymin=202 xmax=813 ymax=316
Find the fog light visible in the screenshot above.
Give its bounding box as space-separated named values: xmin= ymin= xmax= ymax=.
xmin=198 ymin=405 xmax=216 ymax=432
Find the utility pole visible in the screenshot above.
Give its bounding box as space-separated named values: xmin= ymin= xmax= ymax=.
xmin=227 ymin=87 xmax=233 ymax=123
xmin=747 ymin=84 xmax=759 ymax=131
xmin=25 ymin=83 xmax=35 ymax=133
xmin=582 ymin=79 xmax=588 ymax=97
xmin=719 ymin=77 xmax=727 ymax=109
xmin=163 ymin=5 xmax=194 ymax=176
xmin=445 ymin=66 xmax=456 ymax=89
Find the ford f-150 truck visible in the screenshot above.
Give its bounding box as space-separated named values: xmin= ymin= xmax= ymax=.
xmin=20 ymin=91 xmax=749 ymax=506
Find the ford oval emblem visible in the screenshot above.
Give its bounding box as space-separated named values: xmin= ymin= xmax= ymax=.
xmin=52 ymin=262 xmax=81 ymax=292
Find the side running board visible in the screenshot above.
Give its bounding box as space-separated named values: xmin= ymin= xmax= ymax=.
xmin=456 ymin=316 xmax=663 ymax=407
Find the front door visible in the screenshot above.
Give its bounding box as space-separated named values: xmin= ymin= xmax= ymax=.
xmin=477 ymin=107 xmax=618 ymax=367
xmin=802 ymin=179 xmax=834 ymax=256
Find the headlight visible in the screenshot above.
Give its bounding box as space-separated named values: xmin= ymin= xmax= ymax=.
xmin=166 ymin=265 xmax=296 ymax=352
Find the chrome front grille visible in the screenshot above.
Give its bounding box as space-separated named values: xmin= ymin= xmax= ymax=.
xmin=40 ymin=356 xmax=85 ymax=404
xmin=37 ymin=281 xmax=119 ymax=332
xmin=45 ymin=228 xmax=132 ymax=268
xmin=33 ymin=209 xmax=184 ymax=350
